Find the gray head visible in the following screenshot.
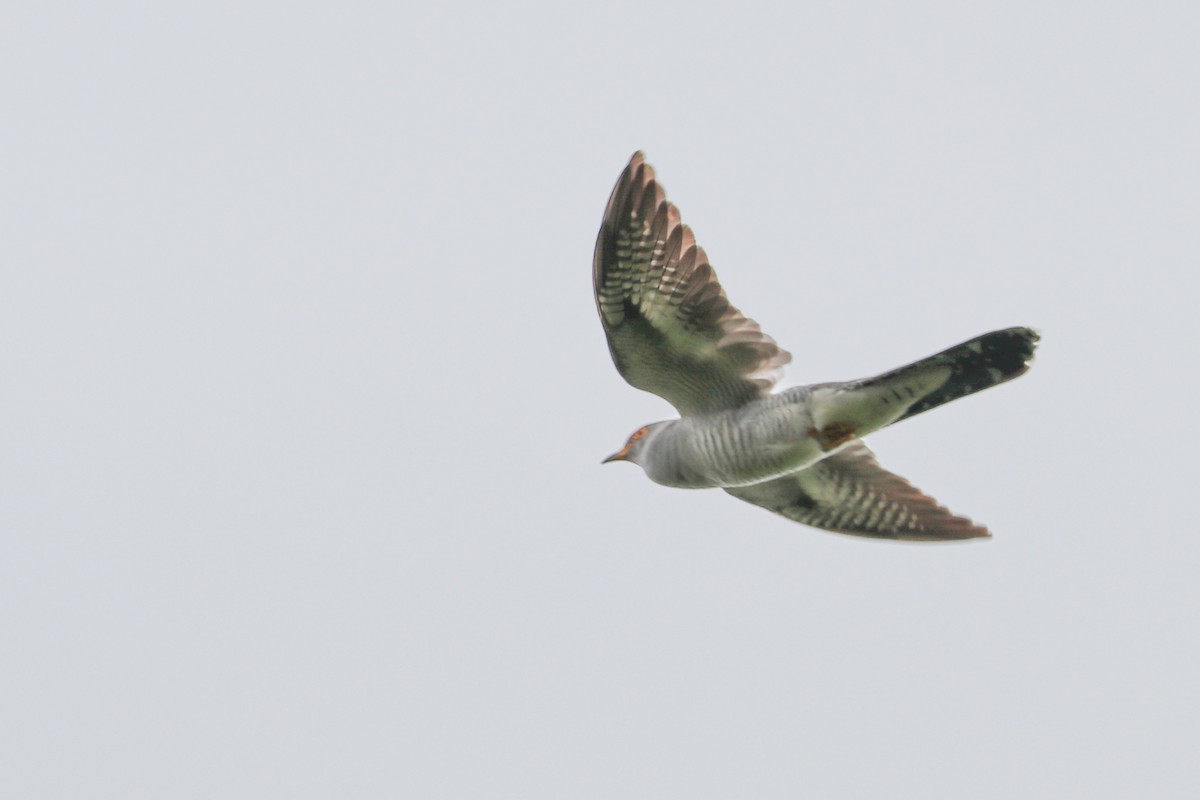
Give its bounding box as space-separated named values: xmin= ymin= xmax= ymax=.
xmin=602 ymin=422 xmax=667 ymax=466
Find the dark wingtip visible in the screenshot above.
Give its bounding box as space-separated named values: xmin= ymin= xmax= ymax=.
xmin=892 ymin=522 xmax=992 ymax=542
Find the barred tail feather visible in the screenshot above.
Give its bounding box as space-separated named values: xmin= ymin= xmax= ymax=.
xmin=880 ymin=327 xmax=1039 ymax=424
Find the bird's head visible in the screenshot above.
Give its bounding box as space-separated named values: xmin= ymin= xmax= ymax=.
xmin=602 ymin=423 xmax=665 ymax=467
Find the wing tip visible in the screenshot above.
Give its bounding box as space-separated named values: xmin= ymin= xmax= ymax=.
xmin=897 ymin=525 xmax=991 ymax=542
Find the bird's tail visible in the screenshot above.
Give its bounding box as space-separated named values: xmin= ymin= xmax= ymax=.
xmin=879 ymin=327 xmax=1039 ymax=424
xmin=806 ymin=327 xmax=1039 ymax=448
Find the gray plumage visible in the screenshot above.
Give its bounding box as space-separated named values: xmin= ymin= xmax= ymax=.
xmin=595 ymin=152 xmax=1038 ymax=541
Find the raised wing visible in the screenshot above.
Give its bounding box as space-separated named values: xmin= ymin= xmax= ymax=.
xmin=724 ymin=442 xmax=989 ymax=541
xmin=593 ymin=152 xmax=791 ymax=416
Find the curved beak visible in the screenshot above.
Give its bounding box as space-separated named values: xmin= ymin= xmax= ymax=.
xmin=602 ymin=449 xmax=628 ymax=464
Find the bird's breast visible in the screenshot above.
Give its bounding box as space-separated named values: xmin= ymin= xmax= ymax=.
xmin=644 ymin=395 xmax=827 ymax=489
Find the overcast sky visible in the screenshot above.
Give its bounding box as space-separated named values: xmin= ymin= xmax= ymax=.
xmin=3 ymin=2 xmax=1199 ymax=797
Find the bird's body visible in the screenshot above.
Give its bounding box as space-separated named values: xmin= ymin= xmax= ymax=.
xmin=622 ymin=392 xmax=824 ymax=489
xmin=594 ymin=152 xmax=1038 ymax=541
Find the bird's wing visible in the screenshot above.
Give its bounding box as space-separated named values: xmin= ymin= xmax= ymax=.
xmin=593 ymin=152 xmax=791 ymax=416
xmin=724 ymin=441 xmax=989 ymax=541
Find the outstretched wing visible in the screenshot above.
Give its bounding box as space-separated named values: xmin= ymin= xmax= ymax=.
xmin=593 ymin=152 xmax=791 ymax=416
xmin=724 ymin=441 xmax=989 ymax=541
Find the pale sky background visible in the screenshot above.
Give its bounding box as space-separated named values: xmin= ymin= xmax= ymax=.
xmin=3 ymin=2 xmax=1199 ymax=797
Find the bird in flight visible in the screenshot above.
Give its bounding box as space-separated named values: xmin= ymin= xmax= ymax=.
xmin=594 ymin=152 xmax=1038 ymax=541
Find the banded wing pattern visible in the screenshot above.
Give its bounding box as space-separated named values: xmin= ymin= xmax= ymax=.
xmin=593 ymin=152 xmax=792 ymax=415
xmin=725 ymin=441 xmax=989 ymax=541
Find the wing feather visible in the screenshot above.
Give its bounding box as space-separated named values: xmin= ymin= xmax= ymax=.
xmin=725 ymin=442 xmax=989 ymax=541
xmin=594 ymin=152 xmax=791 ymax=415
